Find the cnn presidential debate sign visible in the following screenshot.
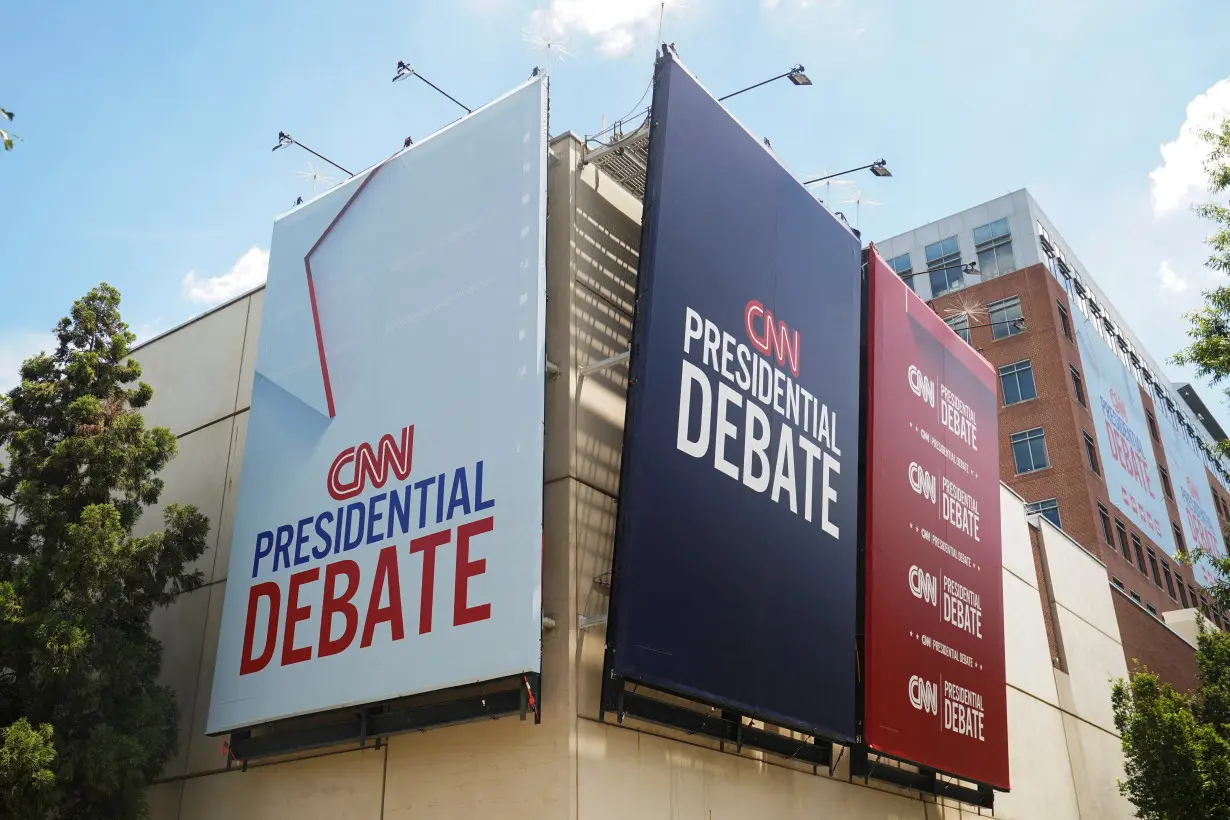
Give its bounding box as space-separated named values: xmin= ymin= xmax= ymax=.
xmin=1158 ymin=401 xmax=1227 ymax=586
xmin=606 ymin=51 xmax=861 ymax=740
xmin=864 ymin=247 xmax=1008 ymax=789
xmin=1071 ymin=293 xmax=1176 ymax=554
xmin=206 ymin=77 xmax=548 ymax=734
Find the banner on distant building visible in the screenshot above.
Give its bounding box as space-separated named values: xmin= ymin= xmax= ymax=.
xmin=206 ymin=77 xmax=548 ymax=734
xmin=863 ymin=246 xmax=1009 ymax=790
xmin=605 ymin=50 xmax=861 ymax=742
xmin=1070 ymin=293 xmax=1176 ymax=555
xmin=1158 ymin=407 xmax=1226 ymax=586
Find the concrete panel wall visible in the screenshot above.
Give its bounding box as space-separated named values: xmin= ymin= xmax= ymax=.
xmin=140 ymin=136 xmax=1135 ymax=819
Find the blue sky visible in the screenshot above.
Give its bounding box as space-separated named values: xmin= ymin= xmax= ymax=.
xmin=3 ymin=0 xmax=1230 ymax=426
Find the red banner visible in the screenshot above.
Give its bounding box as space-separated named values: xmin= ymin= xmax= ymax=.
xmin=864 ymin=246 xmax=1009 ymax=790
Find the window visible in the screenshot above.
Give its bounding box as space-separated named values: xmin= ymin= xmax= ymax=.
xmin=988 ymin=296 xmax=1025 ymax=340
xmin=1026 ymin=498 xmax=1061 ymax=528
xmin=974 ymin=217 xmax=1017 ymax=277
xmin=1057 ymin=302 xmax=1073 ymax=340
xmin=1070 ymin=365 xmax=1086 ymax=407
xmin=1173 ymin=522 xmax=1187 ymax=557
xmin=1112 ymin=576 xmax=1125 ymax=590
xmin=1099 ymin=504 xmax=1114 ymax=545
xmin=888 ymin=253 xmax=914 ymax=291
xmin=945 ymin=315 xmax=972 ymax=345
xmin=1132 ymin=533 xmax=1147 ymax=574
xmin=1201 ymin=596 xmax=1210 ymax=617
xmin=1147 ymin=549 xmax=1162 ymax=588
xmin=1147 ymin=603 xmax=1158 ymax=616
xmin=1191 ymin=586 xmax=1199 ymax=610
xmin=1084 ymin=432 xmax=1100 ymax=475
xmin=1159 ymin=465 xmax=1174 ymax=501
xmin=1130 ymin=590 xmax=1142 ymax=604
xmin=1146 ymin=410 xmax=1161 ymax=443
xmin=926 ymin=236 xmax=964 ymax=296
xmin=1011 ymin=428 xmax=1050 ymax=473
xmin=1116 ymin=519 xmax=1131 ymax=561
xmin=1179 ymin=583 xmax=1190 ymax=608
xmin=1000 ymin=360 xmax=1037 ymax=405
xmin=1163 ymin=561 xmax=1176 ymax=598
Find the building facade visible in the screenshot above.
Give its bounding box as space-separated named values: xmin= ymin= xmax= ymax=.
xmin=126 ymin=140 xmax=1137 ymax=818
xmin=876 ymin=190 xmax=1230 ymax=686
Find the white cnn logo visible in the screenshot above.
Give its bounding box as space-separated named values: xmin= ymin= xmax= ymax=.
xmin=909 ymin=675 xmax=938 ymax=715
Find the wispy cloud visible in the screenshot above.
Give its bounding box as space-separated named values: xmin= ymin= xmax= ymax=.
xmin=0 ymin=333 xmax=54 ymax=393
xmin=1158 ymin=259 xmax=1189 ymax=294
xmin=529 ymin=0 xmax=678 ymax=58
xmin=181 ymin=247 xmax=270 ymax=306
xmin=1150 ymin=78 xmax=1230 ymax=216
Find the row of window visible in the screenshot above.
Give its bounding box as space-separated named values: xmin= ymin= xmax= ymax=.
xmin=888 ymin=217 xmax=1019 ymax=297
xmin=945 ymin=296 xmax=1026 ymax=344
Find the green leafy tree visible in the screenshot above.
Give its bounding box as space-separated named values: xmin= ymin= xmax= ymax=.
xmin=0 ymin=284 xmax=209 ymax=818
xmin=1113 ymin=626 xmax=1230 ymax=819
xmin=1173 ymin=115 xmax=1230 ymax=458
xmin=0 ymin=107 xmax=17 ymax=152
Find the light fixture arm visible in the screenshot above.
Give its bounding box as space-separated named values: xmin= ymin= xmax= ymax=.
xmin=412 ymin=72 xmax=472 ymax=114
xmin=274 ymin=132 xmax=354 ymax=177
xmin=804 ymin=160 xmax=887 ymax=185
xmin=717 ymin=69 xmax=795 ymax=102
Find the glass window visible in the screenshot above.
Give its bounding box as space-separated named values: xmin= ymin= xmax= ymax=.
xmin=1147 ymin=549 xmax=1162 ymax=587
xmin=1070 ymin=365 xmax=1086 ymax=407
xmin=1132 ymin=534 xmax=1147 ymax=575
xmin=1173 ymin=522 xmax=1187 ymax=557
xmin=945 ymin=315 xmax=972 ymax=345
xmin=1099 ymin=503 xmax=1114 ymax=544
xmin=1159 ymin=466 xmax=1174 ymax=501
xmin=1011 ymin=428 xmax=1050 ymax=473
xmin=1113 ymin=576 xmax=1125 ymax=589
xmin=1147 ymin=603 xmax=1158 ymax=616
xmin=926 ymin=236 xmax=964 ymax=296
xmin=1084 ymin=432 xmax=1100 ymax=475
xmin=888 ymin=253 xmax=913 ymax=291
xmin=1026 ymin=499 xmax=1061 ymax=528
xmin=973 ymin=217 xmax=1016 ymax=277
xmin=988 ymin=296 xmax=1025 ymax=340
xmin=1116 ymin=519 xmax=1131 ymax=561
xmin=1058 ymin=303 xmax=1073 ymax=340
xmin=999 ymin=360 xmax=1037 ymax=405
xmin=1130 ymin=590 xmax=1142 ymax=604
xmin=1163 ymin=561 xmax=1176 ymax=599
xmin=1179 ymin=582 xmax=1190 ymax=608
xmin=1191 ymin=586 xmax=1199 ymax=610
xmin=1146 ymin=410 xmax=1161 ymax=442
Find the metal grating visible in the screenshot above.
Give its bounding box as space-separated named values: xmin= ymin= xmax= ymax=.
xmin=584 ymin=119 xmax=651 ymax=200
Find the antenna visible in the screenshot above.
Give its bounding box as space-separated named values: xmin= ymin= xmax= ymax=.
xmin=294 ymin=159 xmax=338 ymax=195
xmin=837 ymin=188 xmax=884 ymax=230
xmin=522 ymin=30 xmax=574 ymax=76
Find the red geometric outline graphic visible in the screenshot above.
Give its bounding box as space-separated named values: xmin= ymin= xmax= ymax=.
xmin=303 ymin=163 xmax=391 ymax=418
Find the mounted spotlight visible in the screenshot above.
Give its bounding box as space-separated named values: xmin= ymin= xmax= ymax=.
xmin=718 ymin=63 xmax=812 ymax=101
xmin=391 ymin=59 xmax=472 ymax=114
xmin=269 ymin=131 xmax=353 ymax=177
xmin=869 ymin=159 xmax=892 ymax=177
xmin=804 ymin=159 xmax=892 ymax=185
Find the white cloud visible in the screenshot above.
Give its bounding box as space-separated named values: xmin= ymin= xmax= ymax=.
xmin=0 ymin=333 xmax=54 ymax=393
xmin=1158 ymin=259 xmax=1189 ymax=294
xmin=1150 ymin=78 xmax=1230 ymax=216
xmin=529 ymin=0 xmax=675 ymax=57
xmin=181 ymin=247 xmax=270 ymax=306
xmin=761 ymin=0 xmax=781 ymax=8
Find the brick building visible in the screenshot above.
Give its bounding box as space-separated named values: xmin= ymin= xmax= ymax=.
xmin=875 ymin=190 xmax=1230 ymax=688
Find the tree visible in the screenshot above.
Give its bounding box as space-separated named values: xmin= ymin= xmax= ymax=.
xmin=0 ymin=108 xmax=17 ymax=152
xmin=1113 ymin=626 xmax=1230 ymax=819
xmin=0 ymin=284 xmax=209 ymax=818
xmin=1173 ymin=115 xmax=1230 ymax=457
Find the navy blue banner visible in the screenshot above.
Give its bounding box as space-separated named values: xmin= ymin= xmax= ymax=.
xmin=607 ymin=50 xmax=862 ymax=741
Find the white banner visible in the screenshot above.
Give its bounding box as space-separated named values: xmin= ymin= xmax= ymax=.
xmin=1071 ymin=291 xmax=1176 ymax=554
xmin=1159 ymin=406 xmax=1226 ymax=586
xmin=207 ymin=77 xmax=548 ymax=734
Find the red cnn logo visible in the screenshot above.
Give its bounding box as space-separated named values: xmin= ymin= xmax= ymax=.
xmin=327 ymin=425 xmax=415 ymax=501
xmin=744 ymin=300 xmax=801 ymax=377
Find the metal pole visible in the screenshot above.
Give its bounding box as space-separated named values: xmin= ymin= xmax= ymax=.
xmin=717 ymin=71 xmax=790 ymax=102
xmin=414 ymin=73 xmax=472 ymax=114
xmin=292 ymin=140 xmax=354 ymax=177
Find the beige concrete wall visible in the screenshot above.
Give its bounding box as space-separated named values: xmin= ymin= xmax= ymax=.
xmin=137 ymin=135 xmax=1134 ymax=819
